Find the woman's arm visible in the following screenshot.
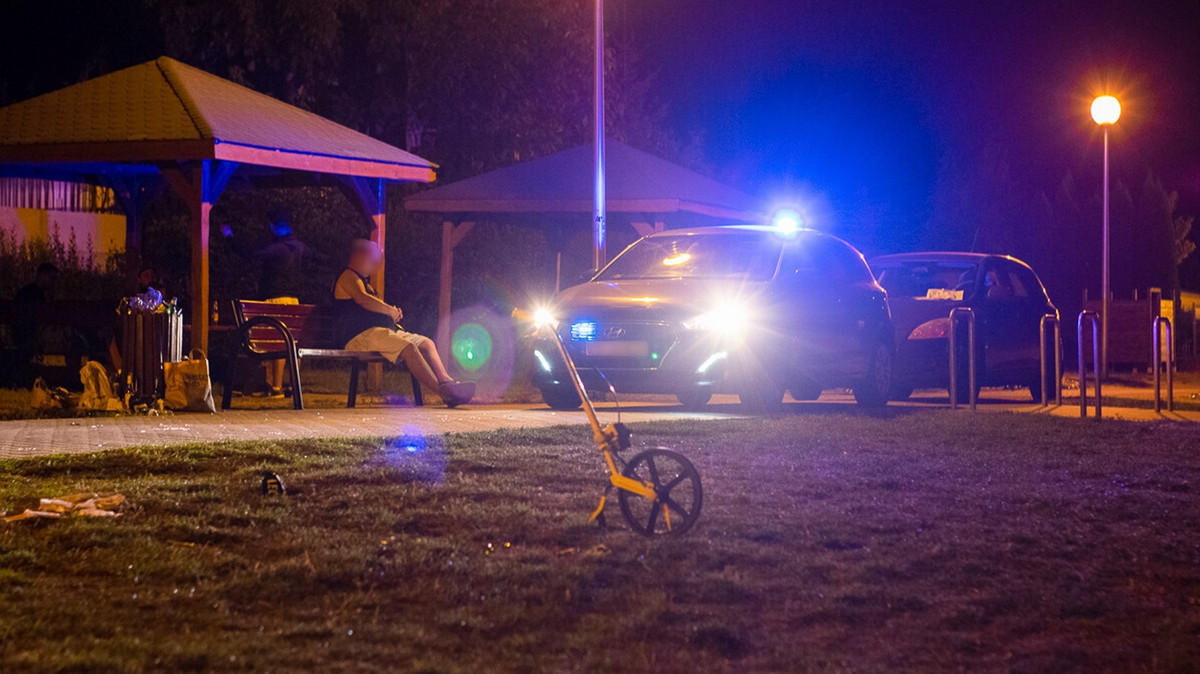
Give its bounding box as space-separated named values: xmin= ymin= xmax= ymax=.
xmin=336 ymin=271 xmax=401 ymax=321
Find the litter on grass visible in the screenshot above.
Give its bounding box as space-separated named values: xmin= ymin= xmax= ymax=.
xmin=4 ymin=492 xmax=126 ymax=522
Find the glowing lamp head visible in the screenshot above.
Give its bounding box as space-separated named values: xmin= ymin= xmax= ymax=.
xmin=1091 ymin=95 xmax=1121 ymax=126
xmin=771 ymin=209 xmax=803 ymax=235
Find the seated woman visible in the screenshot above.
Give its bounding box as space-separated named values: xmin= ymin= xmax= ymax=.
xmin=334 ymin=240 xmax=475 ymax=407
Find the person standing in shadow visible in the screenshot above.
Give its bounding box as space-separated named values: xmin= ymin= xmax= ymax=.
xmin=12 ymin=262 xmax=60 ymax=386
xmin=237 ymin=207 xmax=311 ymax=398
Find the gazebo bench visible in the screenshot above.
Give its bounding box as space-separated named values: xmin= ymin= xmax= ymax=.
xmin=222 ymin=300 xmax=423 ymax=410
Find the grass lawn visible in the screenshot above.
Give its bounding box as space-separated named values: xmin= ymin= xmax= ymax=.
xmin=1 ymin=411 xmax=1198 ymax=672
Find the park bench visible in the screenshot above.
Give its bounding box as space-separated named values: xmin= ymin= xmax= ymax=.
xmin=222 ymin=300 xmax=423 ymax=410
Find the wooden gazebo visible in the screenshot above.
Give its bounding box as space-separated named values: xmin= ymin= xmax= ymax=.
xmin=404 ymin=140 xmax=761 ymax=354
xmin=0 ymin=56 xmax=437 ymax=352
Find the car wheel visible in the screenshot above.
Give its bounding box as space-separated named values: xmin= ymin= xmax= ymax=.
xmin=734 ymin=355 xmax=785 ymax=414
xmin=854 ymin=342 xmax=893 ymax=407
xmin=788 ymin=378 xmax=823 ymax=401
xmin=1027 ymin=371 xmax=1060 ymax=403
xmin=952 ymin=382 xmax=983 ymax=405
xmin=539 ymin=384 xmax=582 ymax=410
xmin=676 ymin=387 xmax=713 ymax=410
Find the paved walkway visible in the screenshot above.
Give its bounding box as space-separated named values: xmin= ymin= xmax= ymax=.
xmin=1 ymin=383 xmax=1196 ymax=461
xmin=0 ymin=403 xmax=741 ymax=460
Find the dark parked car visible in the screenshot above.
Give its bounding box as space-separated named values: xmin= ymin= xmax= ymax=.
xmin=532 ymin=225 xmax=895 ymax=411
xmin=868 ymin=252 xmax=1058 ymax=401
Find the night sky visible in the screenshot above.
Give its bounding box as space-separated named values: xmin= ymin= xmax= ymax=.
xmin=625 ymin=0 xmax=1200 ymax=253
xmin=4 ymin=0 xmax=1200 ymax=261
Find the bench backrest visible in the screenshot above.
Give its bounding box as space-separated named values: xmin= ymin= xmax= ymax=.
xmin=234 ymin=301 xmax=339 ymax=351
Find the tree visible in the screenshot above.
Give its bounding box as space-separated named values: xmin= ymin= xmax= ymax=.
xmin=141 ymin=0 xmax=678 ymax=330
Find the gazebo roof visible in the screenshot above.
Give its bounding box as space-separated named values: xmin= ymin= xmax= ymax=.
xmin=404 ymin=140 xmax=759 ymax=220
xmin=0 ymin=57 xmax=435 ymax=182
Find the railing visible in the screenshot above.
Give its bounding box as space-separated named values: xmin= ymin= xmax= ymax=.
xmin=1153 ymin=316 xmax=1174 ymax=413
xmin=948 ymin=307 xmax=977 ymax=411
xmin=1077 ymin=311 xmax=1102 ymax=418
xmin=1039 ymin=314 xmax=1062 ymax=407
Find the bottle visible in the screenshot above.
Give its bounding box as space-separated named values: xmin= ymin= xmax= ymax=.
xmin=211 ymin=301 xmax=220 ymax=325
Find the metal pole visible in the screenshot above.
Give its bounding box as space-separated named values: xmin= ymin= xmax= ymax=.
xmin=1078 ymin=311 xmax=1102 ymax=418
xmin=1039 ymin=314 xmax=1062 ymax=407
xmin=1153 ymin=317 xmax=1175 ymax=414
xmin=948 ymin=307 xmax=976 ymax=411
xmin=1101 ymin=127 xmax=1110 ymax=379
xmin=1154 ymin=317 xmax=1162 ymax=414
xmin=967 ymin=314 xmax=977 ymax=412
xmin=592 ymin=0 xmax=606 ymax=270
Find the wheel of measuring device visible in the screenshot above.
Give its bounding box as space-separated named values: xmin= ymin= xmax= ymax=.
xmin=617 ymin=448 xmax=702 ymax=536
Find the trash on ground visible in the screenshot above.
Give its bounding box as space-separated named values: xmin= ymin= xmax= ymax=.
xmin=261 ymin=472 xmax=286 ymax=496
xmin=4 ymin=492 xmax=126 ymax=523
xmin=78 ymin=360 xmax=125 ymax=412
xmin=30 ymin=377 xmax=75 ymax=411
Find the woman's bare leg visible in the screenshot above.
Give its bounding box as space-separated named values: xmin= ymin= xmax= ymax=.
xmin=417 ymin=339 xmax=454 ymax=382
xmin=266 ymin=359 xmax=286 ymax=391
xmin=399 ymin=344 xmax=442 ymax=391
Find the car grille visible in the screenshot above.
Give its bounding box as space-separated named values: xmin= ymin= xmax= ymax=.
xmin=562 ymin=320 xmax=677 ymax=368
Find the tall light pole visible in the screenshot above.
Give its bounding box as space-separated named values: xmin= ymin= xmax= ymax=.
xmin=1091 ymin=94 xmax=1121 ymax=378
xmin=592 ymin=0 xmax=606 ymax=270
xmin=592 ymin=0 xmax=606 ymax=269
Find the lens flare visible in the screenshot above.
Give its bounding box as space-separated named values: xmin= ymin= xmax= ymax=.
xmin=452 ymin=323 xmax=492 ymax=372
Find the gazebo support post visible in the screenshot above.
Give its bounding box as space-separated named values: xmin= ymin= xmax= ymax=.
xmin=437 ymin=219 xmax=475 ymax=358
xmin=338 ymin=176 xmax=388 ymax=295
xmin=338 ymin=177 xmax=389 ymax=390
xmin=161 ymin=160 xmax=238 ymax=354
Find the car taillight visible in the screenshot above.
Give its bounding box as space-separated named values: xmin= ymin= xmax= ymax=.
xmin=908 ymin=318 xmax=950 ymax=340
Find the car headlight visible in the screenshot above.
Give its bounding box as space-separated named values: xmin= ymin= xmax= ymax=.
xmin=683 ymin=303 xmax=749 ymax=337
xmin=532 ymin=306 xmax=558 ymax=329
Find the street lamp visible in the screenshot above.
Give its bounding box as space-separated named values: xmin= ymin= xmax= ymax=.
xmin=593 ymin=0 xmax=606 ymax=270
xmin=1091 ymin=94 xmax=1121 ymax=378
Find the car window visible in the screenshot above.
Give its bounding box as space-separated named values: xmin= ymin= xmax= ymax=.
xmin=596 ymin=232 xmax=783 ymax=281
xmin=873 ymin=261 xmax=979 ymax=300
xmin=782 ymin=236 xmax=874 ymax=286
xmin=984 ymin=261 xmax=1031 ymax=300
xmin=1007 ymin=262 xmax=1043 ymax=301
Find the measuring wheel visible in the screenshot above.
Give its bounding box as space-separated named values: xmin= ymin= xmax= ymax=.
xmin=618 ymin=448 xmax=702 ymax=536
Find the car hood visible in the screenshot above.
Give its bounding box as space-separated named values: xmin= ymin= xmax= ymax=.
xmin=550 ymin=278 xmax=767 ymax=321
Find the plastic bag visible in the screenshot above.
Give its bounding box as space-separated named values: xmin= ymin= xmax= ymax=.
xmin=78 ymin=360 xmax=125 ymax=412
xmin=30 ymin=377 xmax=73 ymax=411
xmin=163 ymin=349 xmax=216 ymax=413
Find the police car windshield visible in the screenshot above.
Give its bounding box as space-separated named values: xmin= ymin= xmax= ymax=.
xmin=597 ymin=232 xmax=783 ymax=281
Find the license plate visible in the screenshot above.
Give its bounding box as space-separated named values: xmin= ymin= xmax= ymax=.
xmin=584 ymin=340 xmax=650 ymax=357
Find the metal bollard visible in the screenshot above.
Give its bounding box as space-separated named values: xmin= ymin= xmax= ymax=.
xmin=1153 ymin=316 xmax=1174 ymax=413
xmin=1077 ymin=311 xmax=1101 ymax=419
xmin=1039 ymin=314 xmax=1062 ymax=407
xmin=948 ymin=307 xmax=977 ymax=411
